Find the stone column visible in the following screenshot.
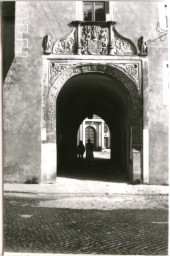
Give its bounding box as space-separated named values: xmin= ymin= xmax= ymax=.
xmin=82 ymin=121 xmax=86 ymax=146
xmin=98 ymin=123 xmax=102 ymax=148
xmin=75 ymin=21 xmax=82 ymax=55
xmin=107 ymin=21 xmax=116 ymax=55
xmin=79 ymin=123 xmax=83 ymax=141
xmin=101 ymin=121 xmax=105 ymax=150
xmin=96 ymin=124 xmax=99 ymax=148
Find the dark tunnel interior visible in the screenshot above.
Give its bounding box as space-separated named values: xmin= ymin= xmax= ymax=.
xmin=57 ymin=73 xmax=132 ymax=182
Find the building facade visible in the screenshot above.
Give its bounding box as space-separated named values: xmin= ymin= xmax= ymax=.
xmin=77 ymin=115 xmax=111 ymax=151
xmin=3 ymin=1 xmax=169 ymax=184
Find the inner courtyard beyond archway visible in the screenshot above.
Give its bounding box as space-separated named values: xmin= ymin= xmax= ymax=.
xmin=57 ymin=73 xmax=133 ymax=182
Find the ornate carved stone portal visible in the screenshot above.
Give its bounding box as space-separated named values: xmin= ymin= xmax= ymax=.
xmin=42 ymin=63 xmax=142 ymax=149
xmin=41 ymin=21 xmax=144 ymax=183
xmin=51 ymin=21 xmax=138 ymax=56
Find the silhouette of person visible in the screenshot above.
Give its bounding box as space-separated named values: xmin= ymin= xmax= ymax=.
xmin=77 ymin=140 xmax=85 ymax=160
xmin=86 ymin=139 xmax=94 ymax=163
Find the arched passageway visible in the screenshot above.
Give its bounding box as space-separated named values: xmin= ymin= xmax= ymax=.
xmin=57 ymin=73 xmax=133 ymax=182
xmin=77 ymin=115 xmax=111 ymax=153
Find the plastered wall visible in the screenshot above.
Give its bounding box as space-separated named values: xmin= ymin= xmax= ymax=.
xmin=3 ymin=1 xmax=168 ymax=184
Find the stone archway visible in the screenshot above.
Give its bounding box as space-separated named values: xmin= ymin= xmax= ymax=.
xmin=41 ymin=63 xmax=142 ymax=183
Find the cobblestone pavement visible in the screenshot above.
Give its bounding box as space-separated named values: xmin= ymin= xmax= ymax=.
xmin=4 ymin=194 xmax=168 ymax=255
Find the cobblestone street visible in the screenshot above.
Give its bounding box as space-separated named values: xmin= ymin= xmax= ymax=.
xmin=4 ymin=182 xmax=169 ymax=255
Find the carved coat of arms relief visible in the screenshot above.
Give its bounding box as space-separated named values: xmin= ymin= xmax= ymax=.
xmin=81 ymin=26 xmax=108 ymax=55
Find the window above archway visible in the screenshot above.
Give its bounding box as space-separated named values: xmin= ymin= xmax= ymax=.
xmin=76 ymin=1 xmax=113 ymax=22
xmin=83 ymin=1 xmax=105 ymax=21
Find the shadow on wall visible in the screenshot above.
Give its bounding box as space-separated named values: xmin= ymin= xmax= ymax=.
xmin=2 ymin=2 xmax=15 ymax=80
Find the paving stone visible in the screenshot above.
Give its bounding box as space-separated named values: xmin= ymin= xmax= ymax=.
xmin=4 ymin=196 xmax=168 ymax=254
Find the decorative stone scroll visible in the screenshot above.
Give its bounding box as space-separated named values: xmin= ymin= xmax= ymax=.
xmin=49 ymin=21 xmax=138 ymax=56
xmin=52 ymin=29 xmax=76 ymax=54
xmin=110 ymin=63 xmax=139 ymax=90
xmin=113 ymin=28 xmax=137 ymax=55
xmin=46 ymin=64 xmax=142 ymax=144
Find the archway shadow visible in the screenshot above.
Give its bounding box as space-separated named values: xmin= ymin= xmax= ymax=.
xmin=57 ymin=157 xmax=128 ymax=183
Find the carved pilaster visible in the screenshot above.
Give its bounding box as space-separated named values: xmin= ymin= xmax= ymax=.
xmin=77 ymin=21 xmax=82 ymax=55
xmin=107 ymin=21 xmax=116 ymax=55
xmin=71 ymin=21 xmax=82 ymax=55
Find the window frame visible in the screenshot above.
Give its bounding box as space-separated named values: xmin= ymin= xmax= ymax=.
xmin=83 ymin=1 xmax=106 ymax=22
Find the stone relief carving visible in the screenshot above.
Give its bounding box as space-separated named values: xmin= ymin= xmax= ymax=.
xmin=45 ymin=63 xmax=141 ymax=143
xmin=49 ymin=62 xmax=140 ymax=92
xmin=52 ymin=29 xmax=76 ymax=54
xmin=46 ymin=22 xmax=138 ymax=56
xmin=110 ymin=63 xmax=139 ymax=90
xmin=49 ymin=63 xmax=70 ymax=85
xmin=104 ymin=65 xmax=140 ymax=98
xmin=81 ymin=26 xmax=108 ymax=55
xmin=113 ymin=29 xmax=137 ymax=55
xmin=138 ymin=36 xmax=148 ymax=56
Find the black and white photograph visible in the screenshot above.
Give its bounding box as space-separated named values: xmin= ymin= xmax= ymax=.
xmin=1 ymin=0 xmax=169 ymax=255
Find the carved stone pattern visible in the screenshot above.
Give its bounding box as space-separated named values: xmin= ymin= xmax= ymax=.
xmin=49 ymin=63 xmax=70 ymax=86
xmin=47 ymin=64 xmax=141 ymax=144
xmin=104 ymin=65 xmax=139 ymax=99
xmin=81 ymin=26 xmax=108 ymax=55
xmin=113 ymin=33 xmax=137 ymax=55
xmin=51 ymin=24 xmax=137 ymax=56
xmin=52 ymin=29 xmax=76 ymax=55
xmin=110 ymin=64 xmax=139 ymax=90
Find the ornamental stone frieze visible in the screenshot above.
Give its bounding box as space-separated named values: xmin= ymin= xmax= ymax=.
xmin=49 ymin=62 xmax=141 ymax=92
xmin=109 ymin=63 xmax=140 ymax=90
xmin=43 ymin=21 xmax=139 ymax=56
xmin=49 ymin=63 xmax=70 ymax=86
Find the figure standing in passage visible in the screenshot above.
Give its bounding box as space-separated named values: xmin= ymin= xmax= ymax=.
xmin=77 ymin=140 xmax=85 ymax=160
xmin=86 ymin=139 xmax=94 ymax=164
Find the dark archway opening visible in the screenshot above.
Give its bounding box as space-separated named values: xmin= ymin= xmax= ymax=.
xmin=57 ymin=73 xmax=132 ymax=182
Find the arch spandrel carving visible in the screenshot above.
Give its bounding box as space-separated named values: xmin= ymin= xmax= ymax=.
xmin=46 ymin=64 xmax=142 ymax=146
xmin=49 ymin=22 xmax=138 ymax=56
